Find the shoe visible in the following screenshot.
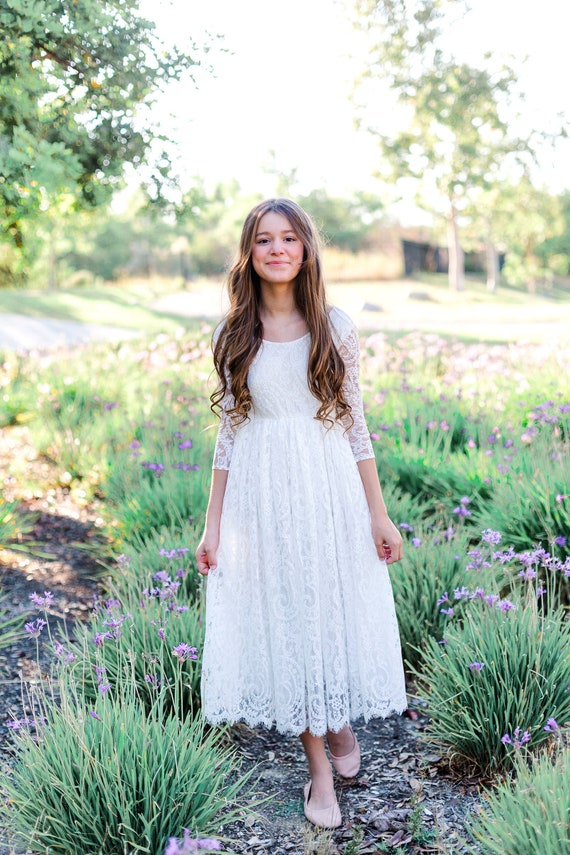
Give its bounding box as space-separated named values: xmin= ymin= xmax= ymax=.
xmin=328 ymin=727 xmax=361 ymax=778
xmin=303 ymin=780 xmax=342 ymax=829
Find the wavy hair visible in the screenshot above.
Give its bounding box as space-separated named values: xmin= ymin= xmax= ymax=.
xmin=211 ymin=198 xmax=352 ymax=428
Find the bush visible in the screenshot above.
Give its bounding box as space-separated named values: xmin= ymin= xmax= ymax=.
xmin=390 ymin=527 xmax=478 ymax=670
xmin=474 ymin=437 xmax=570 ymax=565
xmin=416 ymin=592 xmax=570 ymax=773
xmin=73 ymin=564 xmax=205 ymax=717
xmin=1 ymin=688 xmax=250 ymax=855
xmin=467 ymin=748 xmax=570 ymax=855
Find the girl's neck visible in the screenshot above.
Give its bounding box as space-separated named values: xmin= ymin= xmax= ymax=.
xmin=259 ymin=285 xmax=308 ymax=341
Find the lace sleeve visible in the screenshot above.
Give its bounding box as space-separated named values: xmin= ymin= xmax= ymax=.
xmin=212 ymin=388 xmax=236 ymax=470
xmin=338 ymin=325 xmax=375 ymax=463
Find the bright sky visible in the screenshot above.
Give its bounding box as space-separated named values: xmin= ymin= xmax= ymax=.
xmin=142 ymin=0 xmax=570 ymax=199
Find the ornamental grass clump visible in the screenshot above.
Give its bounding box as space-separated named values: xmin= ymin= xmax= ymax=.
xmin=107 ymin=535 xmax=202 ymax=605
xmin=467 ymin=747 xmax=570 ymax=855
xmin=389 ymin=526 xmax=485 ymax=670
xmin=416 ymin=590 xmax=570 ymax=774
xmin=474 ymin=432 xmax=570 ymax=571
xmin=73 ymin=566 xmax=205 ymax=717
xmin=1 ymin=687 xmax=251 ymax=855
xmin=102 ymin=423 xmax=211 ymax=546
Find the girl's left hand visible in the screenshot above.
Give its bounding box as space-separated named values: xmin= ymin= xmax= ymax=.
xmin=371 ymin=515 xmax=403 ymax=565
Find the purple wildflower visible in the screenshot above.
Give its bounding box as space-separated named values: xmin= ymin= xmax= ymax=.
xmin=411 ymin=537 xmax=422 ymax=548
xmin=501 ymin=728 xmax=531 ymax=749
xmin=92 ymin=631 xmax=113 ymax=646
xmin=399 ymin=522 xmax=414 ymax=532
xmin=497 ymin=599 xmax=516 ymax=612
xmin=53 ymin=641 xmax=76 ymax=662
xmin=178 ymin=439 xmax=193 ymax=449
xmin=25 ymin=618 xmax=46 ymax=637
xmin=492 ymin=546 xmax=516 ymax=564
xmin=141 ymin=461 xmax=165 ymax=476
xmin=438 ymin=638 xmax=448 ymax=645
xmin=436 ymin=592 xmax=449 ymax=606
xmin=468 ymin=662 xmax=485 ymax=672
xmin=484 ymin=594 xmax=500 ymax=607
xmin=454 ymin=586 xmax=470 ymax=600
xmin=164 ymin=830 xmax=222 ymax=853
xmin=29 ymin=591 xmax=54 ymax=608
xmin=554 ymin=535 xmax=567 ymax=548
xmin=481 ymin=529 xmax=502 ymax=545
xmin=157 ymin=627 xmax=166 ymax=641
xmin=453 ymin=505 xmax=471 ymax=518
xmin=537 ymin=586 xmax=547 ymax=598
xmin=440 ymin=607 xmax=454 ymax=616
xmin=172 ymin=643 xmax=198 ymax=662
xmin=89 ymin=711 xmax=102 ymax=721
xmin=556 ymin=494 xmax=566 ymax=504
xmin=544 ymin=718 xmax=558 ymax=732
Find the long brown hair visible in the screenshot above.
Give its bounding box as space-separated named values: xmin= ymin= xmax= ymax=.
xmin=211 ymin=198 xmax=352 ymax=427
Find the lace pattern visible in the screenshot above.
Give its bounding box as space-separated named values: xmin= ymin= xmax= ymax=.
xmin=212 ymin=307 xmax=374 ymax=469
xmin=202 ymin=307 xmax=407 ymax=736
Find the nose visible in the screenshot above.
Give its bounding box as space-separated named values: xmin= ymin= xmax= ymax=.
xmin=269 ymin=239 xmax=285 ymax=254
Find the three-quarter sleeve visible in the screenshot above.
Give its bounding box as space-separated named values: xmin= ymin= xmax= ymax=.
xmin=335 ymin=317 xmax=375 ymax=462
xmin=212 ymin=387 xmax=236 ymax=470
xmin=211 ymin=324 xmax=236 ymax=470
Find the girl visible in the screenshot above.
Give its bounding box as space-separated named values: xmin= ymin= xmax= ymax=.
xmin=196 ymin=199 xmax=407 ymax=829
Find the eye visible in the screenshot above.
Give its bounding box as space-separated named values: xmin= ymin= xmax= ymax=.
xmin=285 ymin=236 xmax=297 ymax=242
xmin=256 ymin=238 xmax=270 ymax=244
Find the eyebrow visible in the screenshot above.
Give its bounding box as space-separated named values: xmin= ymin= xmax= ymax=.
xmin=255 ymin=229 xmax=297 ymax=237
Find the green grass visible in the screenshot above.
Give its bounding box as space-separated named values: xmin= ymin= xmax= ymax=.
xmin=1 ymin=273 xmax=569 ymax=343
xmin=0 ymin=279 xmax=208 ymax=334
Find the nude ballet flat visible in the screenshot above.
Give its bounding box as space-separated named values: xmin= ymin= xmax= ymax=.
xmin=328 ymin=727 xmax=361 ymax=778
xmin=303 ymin=780 xmax=342 ymax=829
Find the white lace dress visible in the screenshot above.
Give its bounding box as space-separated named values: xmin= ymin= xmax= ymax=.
xmin=201 ymin=307 xmax=407 ymax=736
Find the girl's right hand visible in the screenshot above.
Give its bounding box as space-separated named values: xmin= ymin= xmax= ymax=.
xmin=196 ymin=535 xmax=218 ymax=576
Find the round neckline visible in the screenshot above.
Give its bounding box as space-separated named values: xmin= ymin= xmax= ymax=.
xmin=262 ymin=332 xmax=310 ymax=344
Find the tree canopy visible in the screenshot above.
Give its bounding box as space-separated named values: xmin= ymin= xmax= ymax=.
xmin=0 ymin=0 xmax=202 ymax=247
xmin=354 ymin=0 xmax=535 ymax=290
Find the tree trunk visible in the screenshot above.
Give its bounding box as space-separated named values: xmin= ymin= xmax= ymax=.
xmin=486 ymin=241 xmax=499 ymax=292
xmin=447 ymin=206 xmax=464 ymax=291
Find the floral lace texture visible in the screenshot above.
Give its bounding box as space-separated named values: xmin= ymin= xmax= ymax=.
xmin=203 ymin=307 xmax=406 ymax=736
xmin=212 ymin=307 xmax=374 ymax=470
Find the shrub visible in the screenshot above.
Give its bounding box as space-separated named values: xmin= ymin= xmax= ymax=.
xmin=107 ymin=529 xmax=202 ymax=604
xmin=467 ymin=747 xmax=570 ymax=855
xmin=1 ymin=688 xmax=250 ymax=855
xmin=474 ymin=440 xmax=570 ymax=565
xmin=72 ymin=565 xmax=205 ymax=717
xmin=416 ymin=593 xmax=570 ymax=774
xmin=390 ymin=527 xmax=479 ymax=670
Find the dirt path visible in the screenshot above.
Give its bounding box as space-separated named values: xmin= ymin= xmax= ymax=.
xmin=0 ymin=313 xmax=139 ymax=352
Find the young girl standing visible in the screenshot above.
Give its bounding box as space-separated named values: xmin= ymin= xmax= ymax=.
xmin=196 ymin=199 xmax=407 ymax=829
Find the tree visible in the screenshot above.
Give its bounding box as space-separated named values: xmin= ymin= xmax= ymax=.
xmin=0 ymin=0 xmax=203 ymax=252
xmin=296 ymin=189 xmax=383 ymax=253
xmin=354 ymin=0 xmax=529 ymax=290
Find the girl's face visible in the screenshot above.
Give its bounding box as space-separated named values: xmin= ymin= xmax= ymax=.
xmin=251 ymin=211 xmax=304 ymax=288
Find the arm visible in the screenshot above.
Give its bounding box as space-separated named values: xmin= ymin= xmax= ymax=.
xmin=337 ymin=320 xmax=403 ymax=565
xmin=196 ymin=468 xmax=228 ymax=575
xmin=357 ymin=458 xmax=403 ymax=565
